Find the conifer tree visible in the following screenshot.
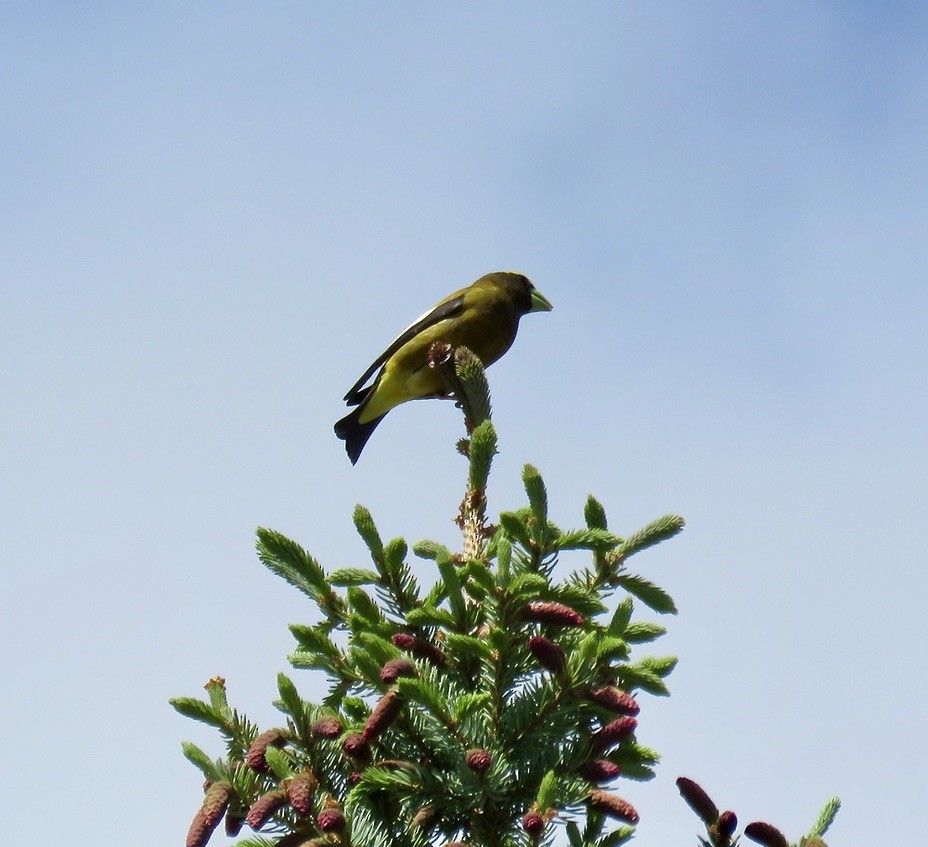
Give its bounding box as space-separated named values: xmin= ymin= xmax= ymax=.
xmin=173 ymin=343 xmax=839 ymax=847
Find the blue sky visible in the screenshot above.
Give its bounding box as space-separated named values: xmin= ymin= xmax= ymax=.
xmin=3 ymin=3 xmax=926 ymax=844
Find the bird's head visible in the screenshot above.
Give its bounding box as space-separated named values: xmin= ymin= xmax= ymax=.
xmin=486 ymin=271 xmax=553 ymax=314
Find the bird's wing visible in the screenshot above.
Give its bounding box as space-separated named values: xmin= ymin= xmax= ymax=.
xmin=342 ymin=294 xmax=466 ymax=404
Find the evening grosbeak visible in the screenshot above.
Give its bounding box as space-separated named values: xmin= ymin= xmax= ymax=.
xmin=335 ymin=271 xmax=552 ymax=463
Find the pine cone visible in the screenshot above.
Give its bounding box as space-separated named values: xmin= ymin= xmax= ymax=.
xmin=391 ymin=632 xmax=418 ymax=650
xmin=588 ymin=790 xmax=640 ymax=824
xmin=380 ymin=657 xmax=417 ymax=683
xmin=591 ymin=716 xmax=637 ymax=750
xmin=245 ymin=790 xmax=287 ymax=830
xmin=716 ymin=810 xmax=738 ymax=839
xmin=578 ymin=759 xmax=622 ymax=781
xmin=224 ymin=812 xmax=244 ymax=837
xmin=392 ymin=632 xmax=446 ymax=666
xmin=342 ymin=732 xmax=370 ymax=761
xmin=246 ymin=728 xmax=286 ymax=772
xmin=743 ymin=822 xmax=789 ymax=847
xmin=317 ymin=808 xmax=346 ymax=833
xmin=311 ymin=716 xmax=343 ymax=739
xmin=527 ymin=635 xmax=566 ymax=673
xmin=675 ymin=777 xmax=719 ymax=825
xmin=588 ymin=686 xmax=640 ymax=715
xmin=465 ymin=748 xmax=493 ymax=772
xmin=522 ymin=811 xmax=545 ymax=834
xmin=362 ymin=690 xmax=405 ymax=741
xmin=287 ymin=772 xmax=317 ymax=816
xmin=186 ymin=811 xmax=211 ymax=847
xmin=522 ymin=600 xmax=584 ymax=627
xmin=412 ymin=805 xmax=436 ymax=829
xmin=186 ymin=779 xmax=233 ymax=847
xmin=200 ymin=781 xmax=233 ymax=828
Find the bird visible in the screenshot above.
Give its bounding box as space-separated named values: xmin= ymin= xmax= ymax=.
xmin=334 ymin=271 xmax=553 ymax=463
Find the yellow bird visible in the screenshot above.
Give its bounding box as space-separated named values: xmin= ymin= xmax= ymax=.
xmin=335 ymin=271 xmax=553 ymax=463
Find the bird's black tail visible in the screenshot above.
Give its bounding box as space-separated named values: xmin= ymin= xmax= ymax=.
xmin=334 ymin=405 xmax=385 ymax=465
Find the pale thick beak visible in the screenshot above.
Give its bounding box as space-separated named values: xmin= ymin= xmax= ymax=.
xmin=530 ymin=288 xmax=553 ymax=312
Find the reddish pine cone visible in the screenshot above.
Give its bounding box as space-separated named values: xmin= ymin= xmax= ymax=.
xmin=348 ymin=771 xmax=363 ymax=785
xmin=363 ymin=690 xmax=405 ymax=741
xmin=224 ymin=812 xmax=244 ymax=838
xmin=380 ymin=657 xmax=417 ymax=683
xmin=392 ymin=632 xmax=446 ymax=666
xmin=200 ymin=781 xmax=233 ymax=828
xmin=317 ymin=808 xmax=346 ymax=833
xmin=522 ymin=811 xmax=545 ymax=834
xmin=392 ymin=632 xmax=417 ymax=651
xmin=591 ymin=716 xmax=638 ymax=751
xmin=522 ymin=600 xmax=585 ymax=627
xmin=342 ymin=733 xmax=370 ymax=760
xmin=716 ymin=810 xmax=738 ymax=839
xmin=311 ymin=716 xmax=343 ymax=739
xmin=246 ymin=728 xmax=286 ymax=772
xmin=245 ymin=790 xmax=287 ymax=830
xmin=675 ymin=777 xmax=719 ymax=825
xmin=412 ymin=805 xmax=436 ymax=828
xmin=186 ymin=811 xmax=211 ymax=847
xmin=588 ymin=790 xmax=640 ymax=825
xmin=465 ymin=748 xmax=493 ymax=772
xmin=527 ymin=635 xmax=566 ymax=673
xmin=187 ymin=780 xmax=233 ymax=847
xmin=579 ymin=759 xmax=622 ymax=781
xmin=743 ymin=822 xmax=789 ymax=847
xmin=588 ymin=686 xmax=640 ymax=715
xmin=287 ymin=772 xmax=317 ymax=816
